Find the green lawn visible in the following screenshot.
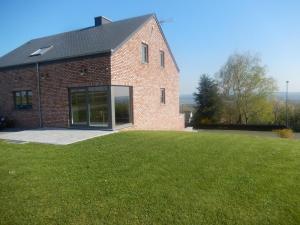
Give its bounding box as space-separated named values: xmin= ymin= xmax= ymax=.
xmin=0 ymin=131 xmax=299 ymax=225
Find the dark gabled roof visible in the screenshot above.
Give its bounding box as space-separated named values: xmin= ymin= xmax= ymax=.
xmin=0 ymin=14 xmax=153 ymax=68
xmin=0 ymin=14 xmax=180 ymax=71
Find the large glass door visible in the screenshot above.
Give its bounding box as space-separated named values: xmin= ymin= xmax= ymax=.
xmin=70 ymin=85 xmax=132 ymax=129
xmin=70 ymin=87 xmax=109 ymax=128
xmin=70 ymin=89 xmax=88 ymax=125
xmin=88 ymin=87 xmax=109 ymax=127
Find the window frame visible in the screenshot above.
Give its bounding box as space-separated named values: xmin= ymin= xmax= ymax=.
xmin=68 ymin=85 xmax=133 ymax=130
xmin=160 ymin=88 xmax=166 ymax=104
xmin=141 ymin=43 xmax=149 ymax=64
xmin=113 ymin=86 xmax=133 ymax=127
xmin=160 ymin=50 xmax=165 ymax=68
xmin=13 ymin=90 xmax=33 ymax=110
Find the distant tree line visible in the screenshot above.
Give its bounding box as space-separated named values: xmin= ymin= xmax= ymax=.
xmin=193 ymin=52 xmax=300 ymax=131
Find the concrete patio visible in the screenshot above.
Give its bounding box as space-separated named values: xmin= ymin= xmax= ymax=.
xmin=0 ymin=128 xmax=116 ymax=145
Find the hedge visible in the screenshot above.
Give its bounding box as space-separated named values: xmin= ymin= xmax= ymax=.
xmin=193 ymin=124 xmax=287 ymax=131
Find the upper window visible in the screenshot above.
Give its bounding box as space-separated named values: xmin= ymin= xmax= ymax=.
xmin=160 ymin=50 xmax=165 ymax=68
xmin=14 ymin=90 xmax=32 ymax=109
xmin=160 ymin=88 xmax=166 ymax=104
xmin=30 ymin=45 xmax=53 ymax=57
xmin=141 ymin=43 xmax=149 ymax=64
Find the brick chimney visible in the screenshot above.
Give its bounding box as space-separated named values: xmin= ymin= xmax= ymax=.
xmin=94 ymin=16 xmax=112 ymax=26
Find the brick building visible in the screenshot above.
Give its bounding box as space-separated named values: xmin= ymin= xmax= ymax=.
xmin=0 ymin=14 xmax=184 ymax=130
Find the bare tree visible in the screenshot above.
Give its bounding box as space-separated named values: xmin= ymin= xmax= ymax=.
xmin=217 ymin=52 xmax=277 ymax=124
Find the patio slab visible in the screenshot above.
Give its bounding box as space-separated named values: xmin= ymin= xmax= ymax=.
xmin=0 ymin=128 xmax=116 ymax=145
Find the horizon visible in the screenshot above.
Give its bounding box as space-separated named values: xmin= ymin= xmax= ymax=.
xmin=180 ymin=92 xmax=300 ymax=106
xmin=1 ymin=0 xmax=300 ymax=94
xmin=180 ymin=91 xmax=300 ymax=96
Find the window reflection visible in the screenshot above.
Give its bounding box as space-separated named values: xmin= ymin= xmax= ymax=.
xmin=114 ymin=86 xmax=132 ymax=126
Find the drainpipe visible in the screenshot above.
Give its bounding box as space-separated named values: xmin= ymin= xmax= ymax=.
xmin=36 ymin=63 xmax=43 ymax=128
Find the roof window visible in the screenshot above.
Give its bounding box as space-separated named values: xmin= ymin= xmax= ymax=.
xmin=30 ymin=45 xmax=53 ymax=57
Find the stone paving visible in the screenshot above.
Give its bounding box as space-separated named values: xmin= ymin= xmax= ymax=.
xmin=0 ymin=128 xmax=116 ymax=145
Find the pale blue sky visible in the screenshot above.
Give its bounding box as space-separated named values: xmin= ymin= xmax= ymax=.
xmin=0 ymin=0 xmax=299 ymax=94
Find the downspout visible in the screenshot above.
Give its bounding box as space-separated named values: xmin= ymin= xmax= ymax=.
xmin=36 ymin=63 xmax=43 ymax=128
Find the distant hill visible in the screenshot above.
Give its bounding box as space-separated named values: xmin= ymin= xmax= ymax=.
xmin=180 ymin=92 xmax=300 ymax=105
xmin=274 ymin=92 xmax=300 ymax=103
xmin=180 ymin=94 xmax=195 ymax=105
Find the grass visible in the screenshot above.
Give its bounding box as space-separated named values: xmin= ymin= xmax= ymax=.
xmin=0 ymin=131 xmax=300 ymax=225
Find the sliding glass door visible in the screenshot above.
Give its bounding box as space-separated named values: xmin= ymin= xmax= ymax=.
xmin=70 ymin=89 xmax=87 ymax=125
xmin=69 ymin=85 xmax=132 ymax=129
xmin=88 ymin=87 xmax=109 ymax=127
xmin=70 ymin=87 xmax=109 ymax=128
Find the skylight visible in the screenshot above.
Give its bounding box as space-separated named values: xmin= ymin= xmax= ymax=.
xmin=30 ymin=45 xmax=53 ymax=57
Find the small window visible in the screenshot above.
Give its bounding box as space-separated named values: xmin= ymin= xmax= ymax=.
xmin=141 ymin=43 xmax=149 ymax=64
xmin=30 ymin=45 xmax=53 ymax=57
xmin=14 ymin=90 xmax=33 ymax=109
xmin=160 ymin=88 xmax=166 ymax=104
xmin=160 ymin=50 xmax=165 ymax=68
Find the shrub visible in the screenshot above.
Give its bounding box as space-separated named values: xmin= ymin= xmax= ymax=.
xmin=7 ymin=119 xmax=15 ymax=128
xmin=199 ymin=118 xmax=212 ymax=124
xmin=0 ymin=116 xmax=15 ymax=129
xmin=274 ymin=129 xmax=294 ymax=139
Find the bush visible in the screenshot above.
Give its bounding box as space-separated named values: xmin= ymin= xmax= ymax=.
xmin=274 ymin=129 xmax=294 ymax=139
xmin=199 ymin=118 xmax=212 ymax=125
xmin=6 ymin=119 xmax=15 ymax=128
xmin=0 ymin=116 xmax=15 ymax=129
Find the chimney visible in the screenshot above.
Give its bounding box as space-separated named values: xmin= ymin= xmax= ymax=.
xmin=94 ymin=16 xmax=112 ymax=26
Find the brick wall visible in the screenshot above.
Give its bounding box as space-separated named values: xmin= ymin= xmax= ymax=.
xmin=0 ymin=17 xmax=184 ymax=130
xmin=0 ymin=65 xmax=40 ymax=128
xmin=0 ymin=54 xmax=111 ymax=128
xmin=39 ymin=55 xmax=111 ymax=127
xmin=111 ymin=17 xmax=184 ymax=130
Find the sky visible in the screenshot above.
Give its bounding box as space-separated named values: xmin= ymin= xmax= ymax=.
xmin=0 ymin=0 xmax=300 ymax=94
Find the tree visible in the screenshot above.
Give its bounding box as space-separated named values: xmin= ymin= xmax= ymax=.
xmin=193 ymin=74 xmax=221 ymax=125
xmin=217 ymin=52 xmax=277 ymax=124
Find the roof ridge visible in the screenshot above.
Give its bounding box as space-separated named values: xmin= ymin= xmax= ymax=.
xmin=29 ymin=14 xmax=154 ymax=42
xmin=0 ymin=13 xmax=156 ymax=68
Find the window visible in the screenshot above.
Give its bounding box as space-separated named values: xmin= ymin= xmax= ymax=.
xmin=113 ymin=86 xmax=132 ymax=126
xmin=160 ymin=50 xmax=165 ymax=67
xmin=14 ymin=90 xmax=32 ymax=109
xmin=160 ymin=88 xmax=166 ymax=104
xmin=141 ymin=43 xmax=149 ymax=63
xmin=30 ymin=45 xmax=53 ymax=57
xmin=70 ymin=87 xmax=109 ymax=127
xmin=69 ymin=86 xmax=132 ymax=129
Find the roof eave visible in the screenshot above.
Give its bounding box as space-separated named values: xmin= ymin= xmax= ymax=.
xmin=0 ymin=50 xmax=112 ymax=70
